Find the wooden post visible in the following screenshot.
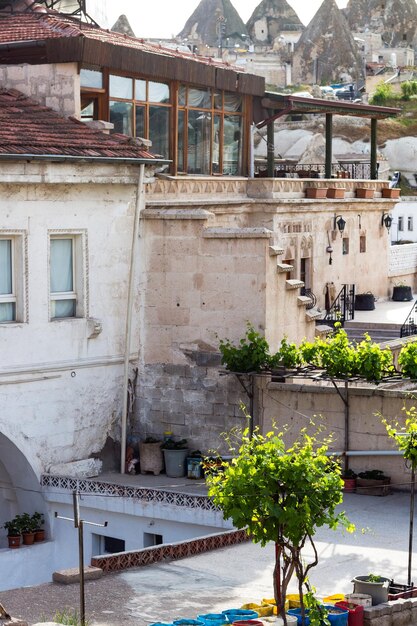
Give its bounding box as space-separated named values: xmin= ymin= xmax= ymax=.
xmin=371 ymin=118 xmax=378 ymax=180
xmin=325 ymin=114 xmax=333 ymax=179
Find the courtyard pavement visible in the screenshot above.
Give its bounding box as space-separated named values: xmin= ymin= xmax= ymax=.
xmin=0 ymin=491 xmax=415 ymax=626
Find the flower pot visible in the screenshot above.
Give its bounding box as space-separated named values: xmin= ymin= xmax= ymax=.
xmin=343 ymin=478 xmax=356 ymax=492
xmin=327 ymin=188 xmax=345 ymax=199
xmin=381 ymin=188 xmax=400 ymax=199
xmin=163 ymin=448 xmax=189 ymax=478
xmin=356 ymin=477 xmax=390 ymax=496
xmin=356 ymin=188 xmax=374 ymax=199
xmin=287 ymin=608 xmax=310 ymax=625
xmin=352 ymin=576 xmax=390 ymax=605
xmin=22 ymin=531 xmax=35 ymax=545
xmin=354 ymin=293 xmax=375 ymax=311
xmin=187 ymin=456 xmax=202 ymax=479
xmin=7 ymin=535 xmax=21 ymax=549
xmin=305 ymin=187 xmax=328 ymax=199
xmin=222 ymin=610 xmax=258 ymax=623
xmin=198 ymin=614 xmax=226 ymax=626
xmin=392 ymin=285 xmax=412 ymax=302
xmin=34 ymin=529 xmax=45 ymax=542
xmin=139 ymin=441 xmax=164 ymax=476
xmin=322 ymin=605 xmax=348 ymax=626
xmin=335 ymin=602 xmax=364 ymax=626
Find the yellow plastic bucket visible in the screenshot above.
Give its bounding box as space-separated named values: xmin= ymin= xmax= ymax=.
xmin=241 ymin=603 xmax=272 ymax=617
xmin=260 ymin=599 xmax=289 ymax=615
xmin=287 ymin=594 xmax=301 ymax=609
xmin=323 ymin=594 xmax=345 ymax=604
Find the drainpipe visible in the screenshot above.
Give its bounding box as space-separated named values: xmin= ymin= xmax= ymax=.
xmin=121 ymin=163 xmax=146 ymax=474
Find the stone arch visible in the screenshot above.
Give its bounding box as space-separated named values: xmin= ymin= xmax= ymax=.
xmin=0 ymin=432 xmax=48 ymax=549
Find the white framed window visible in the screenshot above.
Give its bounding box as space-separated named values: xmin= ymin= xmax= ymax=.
xmin=408 ymin=216 xmax=413 ymax=231
xmin=398 ymin=216 xmax=404 ymax=232
xmin=0 ymin=238 xmax=16 ymax=322
xmin=49 ymin=233 xmax=87 ymax=320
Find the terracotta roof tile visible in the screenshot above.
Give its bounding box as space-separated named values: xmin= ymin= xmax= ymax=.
xmin=0 ymin=88 xmax=159 ymax=160
xmin=0 ymin=12 xmax=240 ymax=70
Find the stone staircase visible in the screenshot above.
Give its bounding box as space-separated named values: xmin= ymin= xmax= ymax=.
xmin=344 ymin=321 xmax=402 ymax=343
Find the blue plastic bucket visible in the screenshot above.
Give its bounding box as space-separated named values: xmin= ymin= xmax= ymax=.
xmin=197 ymin=615 xmax=225 ymax=626
xmin=173 ymin=621 xmax=204 ymax=626
xmin=287 ymin=608 xmax=310 ymax=626
xmin=221 ymin=610 xmax=258 ymax=623
xmin=322 ymin=605 xmax=348 ymax=626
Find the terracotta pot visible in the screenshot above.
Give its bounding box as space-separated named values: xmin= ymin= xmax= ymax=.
xmin=327 ymin=187 xmax=345 ymax=199
xmin=382 ymin=188 xmax=400 ymax=199
xmin=356 ymin=477 xmax=390 ymax=496
xmin=34 ymin=529 xmax=45 ymax=542
xmin=305 ymin=187 xmax=328 ymax=199
xmin=22 ymin=532 xmax=35 ymax=545
xmin=356 ymin=188 xmax=374 ymax=199
xmin=342 ymin=477 xmax=356 ymax=493
xmin=8 ymin=535 xmax=21 ymax=549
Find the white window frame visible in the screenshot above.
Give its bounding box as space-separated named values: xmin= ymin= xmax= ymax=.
xmin=49 ymin=231 xmax=88 ymax=321
xmin=398 ymin=216 xmax=404 ymax=232
xmin=0 ymin=233 xmax=26 ymax=324
xmin=408 ymin=216 xmax=413 ymax=231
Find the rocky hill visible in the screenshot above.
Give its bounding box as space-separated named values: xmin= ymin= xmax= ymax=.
xmin=111 ymin=14 xmax=136 ymax=37
xmin=292 ymin=0 xmax=363 ymax=85
xmin=246 ymin=0 xmax=303 ymax=45
xmin=343 ymin=0 xmax=417 ymax=49
xmin=177 ymin=0 xmax=248 ymax=46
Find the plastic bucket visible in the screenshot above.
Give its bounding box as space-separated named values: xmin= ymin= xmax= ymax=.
xmin=335 ymin=601 xmax=364 ymax=626
xmin=241 ymin=604 xmax=272 ymax=617
xmin=232 ymin=621 xmax=263 ymax=626
xmin=287 ymin=608 xmax=310 ymax=625
xmin=198 ymin=615 xmax=225 ymax=626
xmin=276 ymin=616 xmax=298 ymax=625
xmin=323 ymin=595 xmax=345 ymax=604
xmin=323 ymin=605 xmax=348 ymax=626
xmin=173 ymin=620 xmax=204 ymax=626
xmin=221 ymin=610 xmax=258 ymax=623
xmin=351 ymin=577 xmax=390 ymax=606
xmin=287 ymin=594 xmax=302 ymax=609
xmin=344 ymin=594 xmax=372 ymax=608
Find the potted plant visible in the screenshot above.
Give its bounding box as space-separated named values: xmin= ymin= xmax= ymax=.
xmin=327 ymin=187 xmax=345 ymax=199
xmin=342 ymin=468 xmax=357 ymax=492
xmin=161 ymin=439 xmax=189 ymax=478
xmin=354 ymin=292 xmax=375 ymax=311
xmin=382 ymin=187 xmax=400 ymax=199
xmin=356 ymin=470 xmax=390 ymax=496
xmin=351 ymin=573 xmax=390 ymax=605
xmin=392 ymin=282 xmax=413 ymax=302
xmin=32 ymin=512 xmax=45 ymax=542
xmin=18 ymin=512 xmax=37 ymax=545
xmin=139 ymin=436 xmax=164 ymax=476
xmin=3 ymin=516 xmax=22 ymax=549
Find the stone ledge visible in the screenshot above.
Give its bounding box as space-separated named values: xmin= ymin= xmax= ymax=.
xmin=363 ymin=597 xmax=417 ymax=625
xmin=52 ymin=565 xmax=103 ymax=584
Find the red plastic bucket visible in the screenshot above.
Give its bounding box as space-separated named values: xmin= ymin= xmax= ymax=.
xmin=232 ymin=621 xmax=263 ymax=626
xmin=335 ymin=601 xmax=364 ymax=626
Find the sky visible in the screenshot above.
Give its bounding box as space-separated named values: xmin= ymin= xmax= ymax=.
xmin=100 ymin=0 xmax=350 ymax=39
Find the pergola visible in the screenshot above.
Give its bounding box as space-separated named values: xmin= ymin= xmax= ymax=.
xmin=255 ymin=93 xmax=401 ymax=179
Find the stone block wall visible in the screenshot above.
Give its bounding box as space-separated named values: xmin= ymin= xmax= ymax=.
xmin=364 ymin=598 xmax=417 ymax=626
xmin=0 ymin=62 xmax=80 ymax=118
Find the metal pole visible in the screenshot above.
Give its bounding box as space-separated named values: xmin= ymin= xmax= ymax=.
xmin=325 ymin=114 xmax=333 ymax=179
xmin=79 ymin=519 xmax=85 ymax=626
xmin=344 ymin=380 xmax=349 ymax=474
xmin=370 ymin=118 xmax=378 ymax=180
xmin=408 ymin=466 xmax=415 ymax=586
xmin=249 ymin=374 xmax=254 ymax=439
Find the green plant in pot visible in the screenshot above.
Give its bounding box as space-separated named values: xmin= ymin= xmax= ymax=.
xmin=352 ymin=573 xmax=391 ymax=605
xmin=356 ymin=470 xmax=390 ymax=496
xmin=18 ymin=512 xmax=38 ymax=545
xmin=341 ymin=468 xmax=357 ymax=493
xmin=3 ymin=516 xmax=22 ymax=548
xmin=161 ymin=439 xmax=188 ymax=478
xmin=32 ymin=512 xmax=45 ymax=542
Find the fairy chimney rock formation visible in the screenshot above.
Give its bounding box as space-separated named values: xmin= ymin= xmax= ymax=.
xmin=177 ymin=0 xmax=248 ymax=46
xmin=111 ymin=14 xmax=136 ymax=37
xmin=292 ymin=0 xmax=363 ymax=85
xmin=343 ymin=0 xmax=417 ymax=49
xmin=246 ymin=0 xmax=303 ymax=44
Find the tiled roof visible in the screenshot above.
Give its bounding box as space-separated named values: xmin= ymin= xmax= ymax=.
xmin=0 ymin=12 xmax=239 ymax=70
xmin=0 ymin=89 xmax=159 ymax=160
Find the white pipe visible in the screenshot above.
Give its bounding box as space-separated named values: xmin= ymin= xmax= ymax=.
xmin=327 ymin=450 xmax=402 ymax=456
xmin=121 ymin=163 xmax=146 ymax=474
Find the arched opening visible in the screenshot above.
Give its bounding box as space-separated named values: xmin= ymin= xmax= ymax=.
xmin=0 ymin=432 xmax=48 ymax=549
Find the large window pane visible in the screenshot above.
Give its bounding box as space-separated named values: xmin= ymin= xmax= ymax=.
xmin=0 ymin=239 xmax=12 ymax=295
xmin=149 ymin=81 xmax=170 ymax=103
xmin=0 ymin=303 xmax=15 ymax=323
xmin=109 ymin=75 xmax=133 ymax=99
xmin=50 ymin=239 xmax=73 ymax=293
xmin=177 ymin=110 xmax=185 ymax=172
xmin=135 ymin=79 xmax=146 ymax=101
xmin=135 ymin=105 xmax=145 ymax=138
xmin=178 ymin=85 xmax=187 ymax=106
xmin=50 ymin=238 xmax=76 ymax=319
xmin=223 ymin=115 xmax=242 ymax=175
xmin=149 ymin=106 xmax=170 ymax=157
xmin=224 ymin=93 xmax=242 ymax=112
xmin=188 ymin=88 xmax=211 ymax=109
xmin=187 ymin=110 xmax=211 ymax=174
xmin=212 ymin=115 xmax=221 ymax=174
xmin=80 ymin=69 xmax=103 ymax=89
xmin=110 ymin=101 xmax=133 ymax=135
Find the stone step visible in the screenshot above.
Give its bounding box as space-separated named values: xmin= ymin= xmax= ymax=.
xmin=298 ymin=295 xmax=312 ymax=307
xmin=52 ymin=565 xmax=103 ymax=584
xmin=315 ymin=324 xmax=333 ymax=336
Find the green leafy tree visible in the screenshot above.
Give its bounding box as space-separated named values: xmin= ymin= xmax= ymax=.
xmin=207 ymin=426 xmax=354 ymax=625
xmin=398 ymin=343 xmax=417 ymax=379
xmin=219 ymin=323 xmax=272 ymax=373
xmin=369 ymin=82 xmax=394 ymax=105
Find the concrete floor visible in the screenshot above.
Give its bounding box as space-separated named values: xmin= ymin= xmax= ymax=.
xmin=353 ymin=295 xmax=416 ymax=326
xmin=1 ymin=491 xmax=415 ymax=626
